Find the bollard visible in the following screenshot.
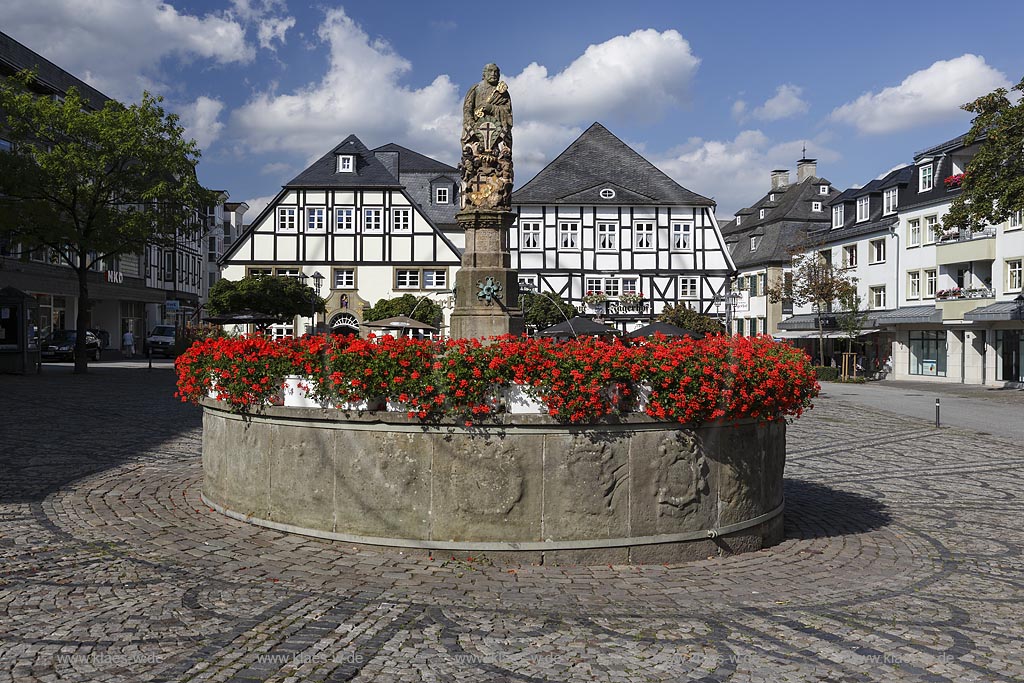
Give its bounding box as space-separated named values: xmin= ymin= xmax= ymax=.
xmin=935 ymin=398 xmax=940 ymax=427
xmin=148 ymin=347 xmax=152 ymax=371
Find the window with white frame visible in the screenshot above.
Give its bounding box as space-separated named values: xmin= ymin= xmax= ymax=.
xmin=843 ymin=244 xmax=857 ymax=268
xmin=634 ymin=222 xmax=655 ymax=250
xmin=599 ymin=188 xmax=615 ymax=199
xmin=925 ymin=269 xmax=937 ymax=298
xmin=759 ymin=209 xmax=765 ymax=219
xmin=277 ymin=207 xmax=297 ymax=232
xmin=679 ymin=276 xmax=698 ymax=298
xmin=856 ymin=196 xmax=869 ymax=222
xmin=423 ymin=269 xmax=447 ymax=289
xmin=919 ymin=164 xmax=934 ymax=192
xmin=1008 ymin=259 xmax=1023 ymax=291
xmin=333 ymin=269 xmax=355 ymax=289
xmin=306 ymin=207 xmax=326 ymax=232
xmin=750 ymin=236 xmax=761 ymax=251
xmin=336 ymin=207 xmax=355 ymax=232
xmin=819 ymin=184 xmax=829 ymax=195
xmin=869 ymin=239 xmax=886 ymax=264
xmin=812 ymin=201 xmax=822 ymax=212
xmin=621 ymin=277 xmax=639 ymax=294
xmin=336 ymin=155 xmax=353 ymax=173
xmin=832 ymin=205 xmax=844 ymax=228
xmin=395 ymin=269 xmax=420 ymax=289
xmin=363 ymin=208 xmax=383 ymax=232
xmin=275 ymin=268 xmax=300 ymax=279
xmin=908 ymin=271 xmax=921 ymax=299
xmin=671 ymin=222 xmax=693 ymax=251
xmin=520 ymin=221 xmax=541 ymax=250
xmin=883 ymin=188 xmax=898 ymax=215
xmin=558 ymin=221 xmax=580 ymax=250
xmin=392 ymin=208 xmax=411 ymax=232
xmin=869 ymin=285 xmax=886 ymax=309
xmin=925 ymin=215 xmax=939 ymax=243
xmin=435 ymin=186 xmax=450 ymax=204
xmin=247 ymin=267 xmax=272 ymax=278
xmin=270 ymin=324 xmax=294 ymax=340
xmin=585 ymin=277 xmax=603 ymax=296
xmin=1009 ymin=210 xmax=1022 ymax=230
xmin=597 ymin=223 xmax=618 ymax=251
xmin=735 ymin=216 xmax=742 ymax=226
xmin=907 ymin=218 xmax=921 ymax=246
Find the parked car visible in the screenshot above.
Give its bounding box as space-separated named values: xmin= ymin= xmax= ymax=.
xmin=41 ymin=330 xmax=102 ymax=362
xmin=145 ymin=325 xmax=177 ymax=357
xmin=87 ymin=327 xmax=110 ymax=350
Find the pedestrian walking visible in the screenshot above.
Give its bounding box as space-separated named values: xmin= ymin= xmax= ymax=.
xmin=122 ymin=330 xmax=135 ymax=359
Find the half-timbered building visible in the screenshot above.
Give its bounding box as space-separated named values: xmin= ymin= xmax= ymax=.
xmin=510 ymin=123 xmax=735 ymax=332
xmin=220 ymin=135 xmax=462 ymax=337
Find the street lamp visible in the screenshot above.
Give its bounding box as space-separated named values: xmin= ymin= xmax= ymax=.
xmin=298 ymin=271 xmax=325 ymax=334
xmin=1015 ymin=292 xmax=1024 ymax=320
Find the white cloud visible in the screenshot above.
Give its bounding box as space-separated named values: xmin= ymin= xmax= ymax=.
xmin=231 ymin=17 xmax=703 ymax=185
xmin=830 ymin=54 xmax=1010 ymax=134
xmin=243 ymin=194 xmax=277 ymax=221
xmin=507 ymin=29 xmax=700 ymax=125
xmin=752 ymin=84 xmax=809 ymax=121
xmin=731 ymin=100 xmax=747 ymax=121
xmin=179 ymin=96 xmax=225 ymax=151
xmin=653 ymin=131 xmax=840 ymax=217
xmin=260 ymin=162 xmax=294 ymax=176
xmin=2 ymin=0 xmax=254 ymax=100
xmin=257 ymin=16 xmax=296 ymax=50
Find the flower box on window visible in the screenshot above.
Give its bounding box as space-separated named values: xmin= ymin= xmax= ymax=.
xmin=944 ymin=173 xmax=965 ymax=189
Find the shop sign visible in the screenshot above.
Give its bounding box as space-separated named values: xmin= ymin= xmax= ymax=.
xmin=105 ymin=271 xmax=124 ymax=284
xmin=165 ymin=300 xmax=181 ymax=312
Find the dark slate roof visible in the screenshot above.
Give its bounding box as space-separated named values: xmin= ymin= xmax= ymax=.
xmin=372 ymin=143 xmax=457 ymax=173
xmin=809 ymin=216 xmax=896 ymax=243
xmin=0 ymin=31 xmax=111 ymax=110
xmin=725 ymin=220 xmax=818 ymax=268
xmin=286 ymin=135 xmax=402 ymax=188
xmin=914 ymin=134 xmax=969 ymax=161
xmin=874 ymin=306 xmax=943 ymax=325
xmin=512 ymin=122 xmax=713 ymax=206
xmin=964 ymin=301 xmax=1023 ymax=321
xmin=721 ymin=175 xmax=836 ymax=236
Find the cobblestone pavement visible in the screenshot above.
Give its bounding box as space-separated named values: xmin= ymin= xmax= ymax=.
xmin=1 ymin=368 xmax=1022 ymax=682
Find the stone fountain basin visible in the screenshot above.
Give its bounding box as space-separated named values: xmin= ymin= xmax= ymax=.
xmin=201 ymin=400 xmax=785 ymax=565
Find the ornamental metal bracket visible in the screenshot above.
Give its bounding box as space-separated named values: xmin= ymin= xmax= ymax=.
xmin=476 ymin=277 xmax=502 ymax=305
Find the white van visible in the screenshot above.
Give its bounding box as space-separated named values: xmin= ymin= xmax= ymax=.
xmin=146 ymin=325 xmax=176 ymax=357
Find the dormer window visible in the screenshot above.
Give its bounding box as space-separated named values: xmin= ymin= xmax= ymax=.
xmin=759 ymin=209 xmax=766 ymax=219
xmin=599 ymin=188 xmax=616 ymax=199
xmin=856 ymin=196 xmax=869 ymax=222
xmin=435 ymin=186 xmax=450 ymax=204
xmin=819 ymin=185 xmax=829 ymax=195
xmin=735 ymin=216 xmax=742 ymax=226
xmin=768 ymin=193 xmax=776 ymax=202
xmin=832 ymin=204 xmax=844 ymax=228
xmin=919 ymin=164 xmax=934 ymax=192
xmin=812 ymin=201 xmax=822 ymax=212
xmin=750 ymin=236 xmax=761 ymax=251
xmin=336 ymin=155 xmax=354 ymax=173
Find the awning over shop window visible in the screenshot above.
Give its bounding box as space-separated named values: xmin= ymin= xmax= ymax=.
xmin=964 ymin=301 xmax=1023 ymax=321
xmin=873 ymin=306 xmax=942 ymax=326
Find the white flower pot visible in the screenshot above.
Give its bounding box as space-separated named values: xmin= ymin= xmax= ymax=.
xmin=505 ymin=384 xmax=546 ymax=414
xmin=339 ymin=397 xmax=385 ymax=411
xmin=634 ymin=383 xmax=653 ymax=412
xmin=282 ymin=375 xmax=321 ymax=408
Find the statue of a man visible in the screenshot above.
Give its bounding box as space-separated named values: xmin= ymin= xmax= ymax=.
xmin=460 ymin=63 xmax=513 ymax=211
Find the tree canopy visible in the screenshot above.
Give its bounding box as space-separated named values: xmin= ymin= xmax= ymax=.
xmin=206 ymin=275 xmax=324 ymax=320
xmin=363 ymin=293 xmax=443 ymax=327
xmin=519 ymin=291 xmax=578 ymax=331
xmin=945 ymin=76 xmax=1024 ymax=232
xmin=0 ymin=71 xmax=217 ymax=371
xmin=657 ymin=303 xmax=725 ymax=334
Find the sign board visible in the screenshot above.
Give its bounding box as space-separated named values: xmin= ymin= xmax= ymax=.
xmin=922 ymin=359 xmax=938 ymax=376
xmin=105 ymin=271 xmax=124 ymax=284
xmin=165 ymin=300 xmax=181 ymax=313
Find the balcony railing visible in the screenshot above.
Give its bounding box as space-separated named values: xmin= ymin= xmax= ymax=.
xmin=935 ymin=288 xmax=994 ymax=301
xmin=937 ymin=226 xmax=997 ymax=243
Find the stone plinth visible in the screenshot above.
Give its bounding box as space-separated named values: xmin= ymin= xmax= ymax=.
xmin=201 ymin=401 xmax=786 ymax=565
xmin=449 ymin=209 xmax=524 ymax=339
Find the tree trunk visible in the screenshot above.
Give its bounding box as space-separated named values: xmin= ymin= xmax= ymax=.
xmin=816 ymin=317 xmax=826 ymax=368
xmin=74 ymin=266 xmax=90 ymax=374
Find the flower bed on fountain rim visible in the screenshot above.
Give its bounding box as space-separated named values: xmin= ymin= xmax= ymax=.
xmin=175 ymin=334 xmax=819 ymax=425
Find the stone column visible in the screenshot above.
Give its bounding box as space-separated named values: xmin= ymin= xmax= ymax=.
xmin=449 ymin=209 xmax=524 ymax=340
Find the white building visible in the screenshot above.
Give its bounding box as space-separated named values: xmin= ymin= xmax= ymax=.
xmin=220 ymin=135 xmax=462 ymax=337
xmin=510 ymin=123 xmax=735 ymax=332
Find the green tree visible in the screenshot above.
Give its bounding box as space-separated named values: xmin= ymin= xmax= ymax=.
xmin=519 ymin=291 xmax=578 ymax=332
xmin=945 ymin=76 xmax=1024 ymax=232
xmin=657 ymin=303 xmax=726 ymax=334
xmin=206 ymin=275 xmax=325 ymax=321
xmin=766 ymin=253 xmax=858 ymax=367
xmin=363 ymin=293 xmax=443 ymax=328
xmin=838 ymin=290 xmax=868 ymax=356
xmin=0 ymin=71 xmax=217 ymax=373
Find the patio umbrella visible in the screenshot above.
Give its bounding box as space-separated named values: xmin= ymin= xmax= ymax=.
xmin=624 ymin=322 xmax=705 ymax=340
xmin=537 ymin=316 xmax=620 ymax=338
xmin=202 ymin=309 xmax=289 ymax=325
xmin=361 ymin=315 xmax=438 ymax=331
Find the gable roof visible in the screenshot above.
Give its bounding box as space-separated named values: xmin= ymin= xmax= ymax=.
xmin=372 ymin=143 xmax=457 ymax=174
xmin=512 ymin=122 xmax=714 ymax=206
xmin=286 ymin=135 xmax=402 ymax=188
xmin=721 ymin=175 xmax=836 ymax=237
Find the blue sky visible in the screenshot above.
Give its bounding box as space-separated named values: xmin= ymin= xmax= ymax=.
xmin=3 ymin=0 xmax=1023 ymax=218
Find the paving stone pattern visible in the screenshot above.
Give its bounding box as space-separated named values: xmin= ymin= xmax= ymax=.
xmin=0 ymin=369 xmax=1022 ymax=682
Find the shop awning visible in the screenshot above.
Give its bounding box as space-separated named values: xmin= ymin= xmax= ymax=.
xmin=964 ymin=301 xmax=1023 ymax=321
xmin=773 ymin=329 xmax=880 ymax=340
xmin=873 ymin=306 xmax=943 ymax=326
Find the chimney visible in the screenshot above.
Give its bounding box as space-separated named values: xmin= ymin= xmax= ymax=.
xmin=770 ymin=169 xmax=790 ymax=190
xmin=375 ymin=150 xmax=400 ymax=180
xmin=797 ymin=157 xmax=817 ymax=183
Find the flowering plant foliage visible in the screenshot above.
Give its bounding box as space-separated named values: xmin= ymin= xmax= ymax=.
xmin=944 ymin=173 xmax=965 ymax=188
xmin=177 ymin=333 xmax=819 ymax=425
xmin=582 ymin=291 xmax=608 ymax=305
xmin=618 ymin=291 xmax=645 ymax=306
